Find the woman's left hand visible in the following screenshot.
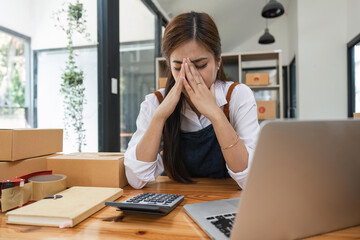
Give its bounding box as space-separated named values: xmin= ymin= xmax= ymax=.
xmin=183 ymin=58 xmax=221 ymax=120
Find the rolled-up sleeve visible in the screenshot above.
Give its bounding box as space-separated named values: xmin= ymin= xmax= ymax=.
xmin=124 ymin=92 xmax=165 ymax=189
xmin=227 ymin=84 xmax=260 ymax=189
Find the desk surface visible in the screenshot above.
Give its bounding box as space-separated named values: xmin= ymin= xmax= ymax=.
xmin=1 ymin=176 xmax=359 ymax=239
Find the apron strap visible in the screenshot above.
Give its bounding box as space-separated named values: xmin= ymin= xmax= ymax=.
xmin=223 ymin=82 xmax=240 ymax=119
xmin=153 ymin=91 xmax=164 ymax=104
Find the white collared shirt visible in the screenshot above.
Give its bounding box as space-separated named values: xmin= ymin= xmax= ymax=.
xmin=124 ymin=80 xmax=260 ymax=189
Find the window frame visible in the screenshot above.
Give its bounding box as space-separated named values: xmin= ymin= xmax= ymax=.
xmin=33 ymin=44 xmax=97 ymax=128
xmin=347 ymin=33 xmax=360 ymax=117
xmin=141 ymin=0 xmax=168 ymax=57
xmin=0 ymin=25 xmax=32 ymax=127
xmin=97 ymin=0 xmax=168 ymax=152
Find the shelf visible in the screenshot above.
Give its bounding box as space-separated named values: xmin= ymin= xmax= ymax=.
xmin=249 ymin=85 xmax=280 ymax=90
xmin=240 ymin=50 xmax=281 ymax=62
xmin=239 ymin=51 xmax=283 ymax=119
xmin=221 ymin=54 xmax=239 ymax=63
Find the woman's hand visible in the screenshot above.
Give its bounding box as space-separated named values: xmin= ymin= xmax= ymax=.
xmin=183 ymin=58 xmax=222 ymax=121
xmin=153 ymin=60 xmax=185 ymax=122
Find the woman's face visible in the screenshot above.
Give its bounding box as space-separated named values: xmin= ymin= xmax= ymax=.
xmin=169 ymin=40 xmax=221 ymax=89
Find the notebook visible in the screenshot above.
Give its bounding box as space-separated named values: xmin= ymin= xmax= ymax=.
xmin=6 ymin=186 xmax=123 ymax=227
xmin=184 ymin=119 xmax=360 ymax=240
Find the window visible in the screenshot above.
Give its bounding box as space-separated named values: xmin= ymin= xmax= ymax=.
xmin=34 ymin=46 xmax=98 ymax=152
xmin=119 ymin=0 xmax=156 ymax=151
xmin=354 ymin=44 xmax=360 ymax=113
xmin=348 ymin=34 xmax=360 ymax=116
xmin=118 ymin=0 xmax=168 ymax=151
xmin=0 ymin=27 xmax=31 ymax=128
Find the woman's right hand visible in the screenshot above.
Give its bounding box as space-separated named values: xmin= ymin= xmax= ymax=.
xmin=153 ymin=61 xmax=185 ymax=122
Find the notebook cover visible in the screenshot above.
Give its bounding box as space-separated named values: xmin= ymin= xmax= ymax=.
xmin=6 ymin=186 xmax=123 ymax=227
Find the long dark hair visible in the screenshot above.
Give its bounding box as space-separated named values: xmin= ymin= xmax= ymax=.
xmin=161 ymin=12 xmax=227 ymax=183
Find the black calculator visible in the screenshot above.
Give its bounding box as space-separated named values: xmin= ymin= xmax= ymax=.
xmin=105 ymin=193 xmax=184 ymax=215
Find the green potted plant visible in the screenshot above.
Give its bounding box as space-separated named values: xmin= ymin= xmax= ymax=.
xmin=54 ymin=0 xmax=91 ymax=152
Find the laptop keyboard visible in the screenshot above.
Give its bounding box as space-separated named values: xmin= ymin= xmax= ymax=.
xmin=206 ymin=213 xmax=236 ymax=238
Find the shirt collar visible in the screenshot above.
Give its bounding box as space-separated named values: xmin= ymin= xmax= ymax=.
xmin=214 ymin=80 xmax=228 ymax=107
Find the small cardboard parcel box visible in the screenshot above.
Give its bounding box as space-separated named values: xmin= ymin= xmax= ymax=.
xmin=47 ymin=152 xmax=127 ymax=188
xmin=159 ymin=77 xmax=167 ymax=88
xmin=0 ymin=129 xmax=63 ymax=162
xmin=0 ymin=155 xmax=55 ymax=181
xmin=256 ymin=100 xmax=276 ymax=120
xmin=245 ymin=73 xmax=269 ymax=86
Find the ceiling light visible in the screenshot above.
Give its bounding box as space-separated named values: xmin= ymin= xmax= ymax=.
xmin=259 ymin=28 xmax=275 ymax=44
xmin=262 ymin=0 xmax=285 ymax=18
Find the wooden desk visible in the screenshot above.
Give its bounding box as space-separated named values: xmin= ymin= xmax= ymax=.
xmin=1 ymin=176 xmax=359 ymax=239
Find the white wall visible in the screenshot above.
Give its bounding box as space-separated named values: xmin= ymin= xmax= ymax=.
xmin=347 ymin=0 xmax=360 ymax=42
xmin=120 ymin=0 xmax=155 ymax=43
xmin=31 ymin=0 xmax=97 ymax=50
xmin=1 ymin=0 xmax=157 ymax=48
xmin=0 ymin=0 xmax=32 ymax=37
xmin=287 ymin=0 xmax=298 ymax=65
xmin=232 ymin=15 xmax=290 ymax=65
xmin=296 ymin=0 xmax=347 ymax=119
xmin=0 ymin=0 xmax=97 ymax=49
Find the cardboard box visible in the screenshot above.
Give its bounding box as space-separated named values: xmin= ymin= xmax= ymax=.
xmin=0 ymin=154 xmax=57 ymax=181
xmin=0 ymin=129 xmax=63 ymax=162
xmin=354 ymin=113 xmax=360 ymax=119
xmin=256 ymin=100 xmax=276 ymax=120
xmin=246 ymin=73 xmax=269 ymax=86
xmin=47 ymin=152 xmax=127 ymax=188
xmin=159 ymin=77 xmax=167 ymax=88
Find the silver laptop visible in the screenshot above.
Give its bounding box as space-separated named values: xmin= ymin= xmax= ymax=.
xmin=184 ymin=119 xmax=360 ymax=240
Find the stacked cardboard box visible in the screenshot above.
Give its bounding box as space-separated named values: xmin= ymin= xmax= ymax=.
xmin=1 ymin=129 xmax=128 ymax=189
xmin=0 ymin=129 xmax=63 ymax=211
xmin=0 ymin=155 xmax=50 ymax=181
xmin=47 ymin=152 xmax=128 ymax=188
xmin=0 ymin=129 xmax=63 ymax=181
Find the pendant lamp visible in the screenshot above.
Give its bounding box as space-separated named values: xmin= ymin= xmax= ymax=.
xmin=259 ymin=20 xmax=275 ymax=44
xmin=262 ymin=0 xmax=285 ymax=18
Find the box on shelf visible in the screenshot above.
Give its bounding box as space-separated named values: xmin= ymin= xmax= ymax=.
xmin=245 ymin=73 xmax=269 ymax=86
xmin=47 ymin=152 xmax=127 ymax=188
xmin=0 ymin=129 xmax=63 ymax=162
xmin=0 ymin=154 xmax=59 ymax=181
xmin=159 ymin=77 xmax=167 ymax=89
xmin=256 ymin=100 xmax=276 ymax=120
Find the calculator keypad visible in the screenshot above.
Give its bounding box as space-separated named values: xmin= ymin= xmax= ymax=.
xmin=125 ymin=193 xmax=182 ymax=206
xmin=106 ymin=192 xmax=184 ymax=215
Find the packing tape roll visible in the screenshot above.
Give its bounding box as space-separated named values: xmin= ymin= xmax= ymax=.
xmin=28 ymin=174 xmax=67 ymax=201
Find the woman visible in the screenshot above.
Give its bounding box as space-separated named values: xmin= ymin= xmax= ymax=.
xmin=124 ymin=11 xmax=260 ymax=189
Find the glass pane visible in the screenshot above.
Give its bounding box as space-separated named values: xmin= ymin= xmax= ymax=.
xmin=0 ymin=31 xmax=30 ymax=128
xmin=120 ymin=0 xmax=155 ymax=152
xmin=36 ymin=47 xmax=98 ymax=152
xmin=355 ymin=44 xmax=360 ymax=113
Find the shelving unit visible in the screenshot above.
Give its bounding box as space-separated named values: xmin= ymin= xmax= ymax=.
xmin=155 ymin=50 xmax=283 ymax=119
xmin=239 ymin=50 xmax=283 ymax=119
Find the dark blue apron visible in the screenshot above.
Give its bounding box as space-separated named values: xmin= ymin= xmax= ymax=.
xmin=180 ymin=124 xmax=230 ymax=178
xmin=153 ymin=82 xmax=240 ymax=179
